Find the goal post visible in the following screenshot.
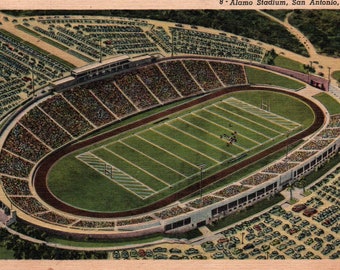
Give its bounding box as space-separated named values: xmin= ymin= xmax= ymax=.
xmin=261 ymin=98 xmax=270 ymax=112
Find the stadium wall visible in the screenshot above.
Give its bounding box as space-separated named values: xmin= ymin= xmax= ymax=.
xmin=162 ymin=139 xmax=339 ymax=234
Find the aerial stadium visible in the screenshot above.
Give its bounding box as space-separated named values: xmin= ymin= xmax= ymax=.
xmin=0 ymin=10 xmax=339 ymax=260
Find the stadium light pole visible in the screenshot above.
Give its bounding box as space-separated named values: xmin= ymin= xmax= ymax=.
xmin=285 ymin=131 xmax=290 ymax=182
xmin=198 ymin=164 xmax=206 ymax=206
xmin=98 ymin=37 xmax=102 ymax=63
xmin=171 ymin=29 xmax=174 ymax=57
xmin=285 ymin=132 xmax=290 ymax=162
xmin=31 ymin=66 xmax=35 ymax=97
xmin=328 ymin=67 xmax=331 ymax=91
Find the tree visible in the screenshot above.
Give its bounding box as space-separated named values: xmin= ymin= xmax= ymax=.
xmin=287 ymin=182 xmax=295 ymax=202
xmin=298 ymin=178 xmax=306 ymax=194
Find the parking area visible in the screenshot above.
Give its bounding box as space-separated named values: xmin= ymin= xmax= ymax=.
xmin=109 ymin=166 xmax=339 ymax=260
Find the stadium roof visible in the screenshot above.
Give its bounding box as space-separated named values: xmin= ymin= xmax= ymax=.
xmin=72 ymin=55 xmax=130 ymax=75
xmin=52 ymin=76 xmax=75 ymax=86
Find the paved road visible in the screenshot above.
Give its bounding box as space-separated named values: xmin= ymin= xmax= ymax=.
xmin=257 ymin=10 xmax=340 ymax=87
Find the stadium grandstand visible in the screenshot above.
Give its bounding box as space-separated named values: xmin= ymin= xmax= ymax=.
xmin=0 ymin=13 xmax=339 ymax=246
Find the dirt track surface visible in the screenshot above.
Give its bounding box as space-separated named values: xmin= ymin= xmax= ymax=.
xmin=33 ymin=86 xmax=325 ymax=218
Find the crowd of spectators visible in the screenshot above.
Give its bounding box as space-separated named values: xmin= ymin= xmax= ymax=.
xmin=158 ymin=61 xmax=202 ymax=96
xmin=10 ymin=197 xmax=47 ymax=214
xmin=319 ymin=128 xmax=340 ymax=139
xmin=63 ymin=86 xmax=116 ymax=127
xmin=286 ymin=151 xmax=318 ymax=163
xmin=240 ymin=173 xmax=276 ymax=186
xmin=262 ymin=162 xmax=297 ymax=174
xmin=187 ymin=195 xmax=223 ymax=209
xmin=3 ymin=124 xmax=50 ymax=162
xmin=0 ymin=150 xmax=34 ymax=178
xmin=183 ymin=60 xmax=223 ymax=91
xmin=114 ymin=72 xmax=159 ymax=109
xmin=72 ymin=220 xmax=115 ymax=229
xmin=328 ymin=115 xmax=340 ymax=128
xmin=302 ymin=139 xmax=333 ymax=151
xmin=214 ymin=184 xmax=249 ymax=198
xmin=36 ymin=211 xmax=76 ymax=226
xmin=89 ymin=80 xmax=137 ymax=117
xmin=209 ymin=61 xmax=247 ymax=86
xmin=19 ymin=107 xmax=72 ymax=149
xmin=154 ymin=205 xmax=192 ymax=220
xmin=0 ymin=176 xmax=31 ymax=196
xmin=116 ymin=216 xmax=154 ymax=226
xmin=39 ymin=95 xmax=94 ymax=137
xmin=137 ymin=65 xmax=180 ymax=102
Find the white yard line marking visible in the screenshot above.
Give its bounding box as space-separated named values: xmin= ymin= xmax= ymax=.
xmin=203 ymin=107 xmax=271 ymax=140
xmin=223 ymin=97 xmax=301 ymax=130
xmin=191 ymin=112 xmax=259 ymax=147
xmin=213 ymin=103 xmax=282 ymax=135
xmin=103 ymin=146 xmax=172 ymax=187
xmin=164 ymin=122 xmax=233 ymax=157
xmin=135 ymin=134 xmax=199 ymax=169
xmin=150 ymin=127 xmax=220 ymax=164
xmin=76 ymin=152 xmax=155 ymax=199
xmin=119 ymin=140 xmax=187 ymax=177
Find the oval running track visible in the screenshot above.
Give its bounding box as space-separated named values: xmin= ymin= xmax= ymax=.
xmin=33 ymin=85 xmax=325 ymax=218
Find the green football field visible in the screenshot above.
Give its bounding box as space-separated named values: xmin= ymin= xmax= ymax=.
xmin=47 ymin=90 xmax=315 ymax=212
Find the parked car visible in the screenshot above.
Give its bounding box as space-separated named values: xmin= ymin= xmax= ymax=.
xmin=169 ymin=254 xmax=181 ymax=260
xmin=287 ymin=239 xmax=296 ymax=246
xmin=191 ymin=254 xmax=207 ymax=260
xmin=153 ymin=253 xmax=168 ymax=259
xmin=250 ymin=248 xmax=261 ymax=256
xmin=243 ymin=243 xmax=255 ymax=250
xmin=211 ymin=252 xmax=224 ymax=259
xmin=238 ymin=253 xmax=249 ymax=260
xmin=153 ymin=247 xmax=167 ymax=253
xmin=261 ymin=245 xmax=270 ymax=252
xmin=169 ymin=248 xmax=182 ymax=254
xmin=292 ymin=204 xmax=306 ymax=212
xmin=277 ymin=244 xmax=287 ymax=251
xmin=184 ymin=248 xmax=199 ymax=255
xmin=284 ymin=248 xmax=294 ymax=255
xmin=303 ymin=207 xmax=318 ymax=217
